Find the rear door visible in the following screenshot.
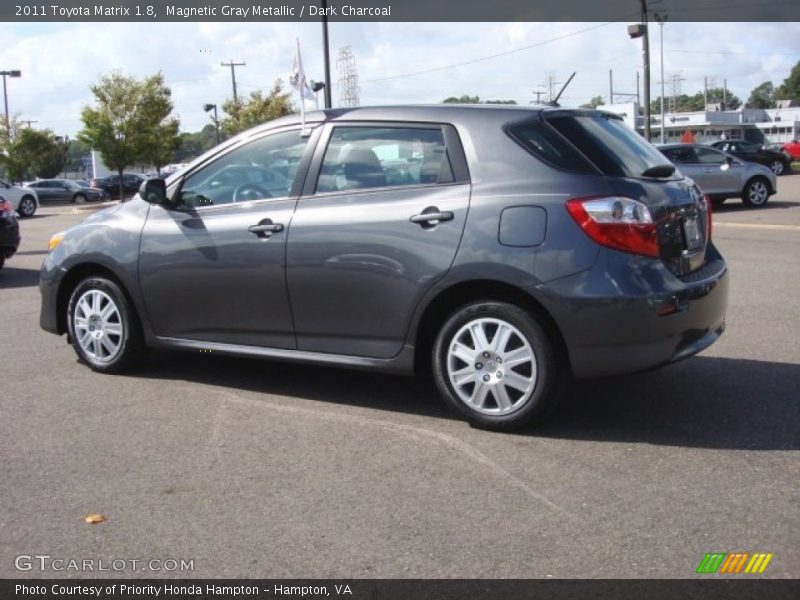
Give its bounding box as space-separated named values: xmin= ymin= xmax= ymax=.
xmin=286 ymin=122 xmax=471 ymax=359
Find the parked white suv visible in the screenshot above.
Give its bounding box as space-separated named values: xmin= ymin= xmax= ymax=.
xmin=0 ymin=179 xmax=39 ymax=217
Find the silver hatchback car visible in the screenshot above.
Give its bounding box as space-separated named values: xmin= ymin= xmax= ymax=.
xmin=658 ymin=143 xmax=777 ymax=208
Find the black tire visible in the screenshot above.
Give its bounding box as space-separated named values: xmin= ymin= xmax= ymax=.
xmin=710 ymin=198 xmax=726 ymax=209
xmin=432 ymin=301 xmax=566 ymax=431
xmin=0 ymin=257 xmax=4 ymax=269
xmin=67 ymin=276 xmax=145 ymax=374
xmin=18 ymin=195 xmax=36 ymax=217
xmin=741 ymin=177 xmax=770 ymax=208
xmin=769 ymin=160 xmax=785 ymax=176
xmin=73 ymin=193 xmax=87 ymax=204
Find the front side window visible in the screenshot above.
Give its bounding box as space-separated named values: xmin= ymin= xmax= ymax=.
xmin=177 ymin=130 xmax=308 ymax=208
xmin=661 ymin=147 xmax=697 ymax=165
xmin=316 ymin=126 xmax=453 ymax=193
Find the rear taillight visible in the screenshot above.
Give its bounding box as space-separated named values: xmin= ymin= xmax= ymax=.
xmin=704 ymin=193 xmax=713 ymax=241
xmin=0 ymin=199 xmax=13 ymax=217
xmin=566 ymin=196 xmax=659 ymax=258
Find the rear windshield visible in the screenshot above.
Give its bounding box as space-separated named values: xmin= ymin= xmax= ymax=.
xmin=544 ymin=114 xmax=675 ymax=179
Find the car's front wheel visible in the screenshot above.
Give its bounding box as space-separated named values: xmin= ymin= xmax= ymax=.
xmin=432 ymin=301 xmax=565 ymax=431
xmin=769 ymin=160 xmax=785 ymax=176
xmin=73 ymin=193 xmax=87 ymax=204
xmin=742 ymin=177 xmax=770 ymax=208
xmin=67 ymin=277 xmax=144 ymax=373
xmin=18 ymin=195 xmax=36 ymax=217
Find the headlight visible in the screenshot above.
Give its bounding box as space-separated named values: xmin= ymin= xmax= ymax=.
xmin=48 ymin=231 xmax=65 ymax=252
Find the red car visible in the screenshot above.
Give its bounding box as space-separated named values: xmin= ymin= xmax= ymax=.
xmin=781 ymin=139 xmax=800 ymax=160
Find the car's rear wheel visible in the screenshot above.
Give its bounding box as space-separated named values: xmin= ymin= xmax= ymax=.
xmin=67 ymin=277 xmax=144 ymax=373
xmin=769 ymin=160 xmax=785 ymax=176
xmin=710 ymin=198 xmax=726 ymax=209
xmin=742 ymin=177 xmax=770 ymax=208
xmin=432 ymin=301 xmax=565 ymax=431
xmin=18 ymin=195 xmax=36 ymax=217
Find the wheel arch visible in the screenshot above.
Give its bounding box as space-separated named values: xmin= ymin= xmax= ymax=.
xmin=56 ymin=262 xmax=137 ymax=336
xmin=411 ymin=279 xmax=570 ymax=376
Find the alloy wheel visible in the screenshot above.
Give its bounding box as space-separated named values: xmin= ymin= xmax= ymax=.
xmin=73 ymin=289 xmax=124 ymax=364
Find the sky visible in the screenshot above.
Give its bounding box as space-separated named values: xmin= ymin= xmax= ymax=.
xmin=1 ymin=21 xmax=798 ymax=137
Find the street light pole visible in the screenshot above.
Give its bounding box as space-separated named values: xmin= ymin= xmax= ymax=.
xmin=640 ymin=0 xmax=651 ymax=142
xmin=1 ymin=69 xmax=22 ymax=134
xmin=203 ymin=103 xmax=220 ymax=145
xmin=655 ymin=14 xmax=669 ymax=145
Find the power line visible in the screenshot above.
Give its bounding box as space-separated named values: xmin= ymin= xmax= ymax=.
xmin=359 ymin=19 xmax=638 ymax=85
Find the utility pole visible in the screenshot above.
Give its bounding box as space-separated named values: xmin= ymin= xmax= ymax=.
xmin=321 ymin=0 xmax=332 ymax=109
xmin=21 ymin=119 xmax=37 ymax=128
xmin=1 ymin=69 xmax=22 ymax=134
xmin=609 ymin=69 xmax=614 ymax=104
xmin=540 ymin=73 xmax=560 ymax=103
xmin=636 ymin=71 xmax=640 ymax=105
xmin=221 ymin=60 xmax=245 ymax=104
xmin=532 ymin=90 xmax=545 ymax=104
xmin=655 ymin=12 xmax=668 ymax=144
xmin=723 ymin=79 xmax=728 ymax=110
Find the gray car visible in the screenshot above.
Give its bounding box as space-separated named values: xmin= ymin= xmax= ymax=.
xmin=658 ymin=144 xmax=777 ymax=208
xmin=40 ymin=106 xmax=728 ymax=431
xmin=26 ymin=179 xmax=108 ymax=203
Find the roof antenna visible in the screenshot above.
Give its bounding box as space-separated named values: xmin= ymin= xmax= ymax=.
xmin=549 ymin=72 xmax=576 ymax=107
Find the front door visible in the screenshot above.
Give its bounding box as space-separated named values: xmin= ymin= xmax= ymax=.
xmin=139 ymin=128 xmax=315 ymax=348
xmin=287 ymin=123 xmax=471 ymax=359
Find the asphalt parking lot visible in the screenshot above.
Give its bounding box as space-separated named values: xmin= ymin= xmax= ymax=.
xmin=1 ymin=180 xmax=798 ymax=579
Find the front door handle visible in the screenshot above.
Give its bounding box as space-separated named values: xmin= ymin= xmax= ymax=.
xmin=410 ymin=206 xmax=454 ymax=227
xmin=249 ymin=219 xmax=284 ymax=238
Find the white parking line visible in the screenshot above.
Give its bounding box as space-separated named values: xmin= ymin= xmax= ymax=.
xmin=714 ymin=222 xmax=800 ymax=232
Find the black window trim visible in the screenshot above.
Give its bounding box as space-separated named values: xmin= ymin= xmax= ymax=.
xmin=300 ymin=121 xmax=470 ymax=198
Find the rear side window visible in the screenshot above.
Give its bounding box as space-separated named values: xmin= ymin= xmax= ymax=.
xmin=507 ymin=121 xmax=595 ymax=174
xmin=316 ymin=126 xmax=454 ymax=193
xmin=546 ymin=114 xmax=674 ymax=178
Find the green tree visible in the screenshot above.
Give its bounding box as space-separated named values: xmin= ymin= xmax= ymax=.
xmin=746 ymin=81 xmax=776 ymax=109
xmin=79 ymin=70 xmax=181 ymax=198
xmin=1 ymin=125 xmax=64 ymax=181
xmin=220 ymin=80 xmax=293 ymax=137
xmin=580 ymin=96 xmax=605 ymax=109
xmin=137 ymin=74 xmax=182 ymax=176
xmin=443 ymin=95 xmax=482 ymax=104
xmin=173 ymin=124 xmax=219 ymax=163
xmin=776 ymin=60 xmax=800 ymax=102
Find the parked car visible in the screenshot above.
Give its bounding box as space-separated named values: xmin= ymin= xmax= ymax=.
xmin=0 ymin=196 xmax=21 ymax=269
xmin=92 ymin=173 xmax=147 ymax=199
xmin=780 ymin=139 xmax=800 ymax=160
xmin=26 ymin=179 xmax=108 ymax=204
xmin=658 ymin=144 xmax=776 ymax=208
xmin=0 ymin=179 xmax=39 ymax=218
xmin=709 ymin=140 xmax=792 ymax=175
xmin=40 ymin=106 xmax=728 ymax=431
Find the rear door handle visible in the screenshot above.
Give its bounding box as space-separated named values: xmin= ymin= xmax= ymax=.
xmin=249 ymin=219 xmax=284 ymax=238
xmin=410 ymin=207 xmax=454 ymax=226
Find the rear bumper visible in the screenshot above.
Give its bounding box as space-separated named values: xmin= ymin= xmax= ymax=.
xmin=540 ymin=246 xmax=729 ymax=379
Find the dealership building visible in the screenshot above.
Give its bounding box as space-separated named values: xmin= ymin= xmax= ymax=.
xmin=602 ymin=101 xmax=800 ymax=145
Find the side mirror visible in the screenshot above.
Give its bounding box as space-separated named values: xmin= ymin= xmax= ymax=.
xmin=140 ymin=178 xmax=168 ymax=205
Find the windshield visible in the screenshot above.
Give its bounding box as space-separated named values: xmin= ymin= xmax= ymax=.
xmin=545 ymin=114 xmax=676 ymax=179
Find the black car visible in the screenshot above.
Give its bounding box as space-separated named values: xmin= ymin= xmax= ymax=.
xmin=709 ymin=140 xmax=792 ymax=176
xmin=0 ymin=196 xmax=21 ymax=269
xmin=25 ymin=179 xmax=108 ymax=203
xmin=92 ymin=173 xmax=146 ymax=199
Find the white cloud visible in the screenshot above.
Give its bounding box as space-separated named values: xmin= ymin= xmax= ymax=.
xmin=1 ymin=21 xmax=797 ymax=136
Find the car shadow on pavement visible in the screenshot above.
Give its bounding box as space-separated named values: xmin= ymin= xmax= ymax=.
xmin=0 ymin=266 xmax=41 ymax=289
xmin=134 ymin=351 xmax=797 ymax=451
xmin=538 ymin=356 xmax=799 ymax=451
